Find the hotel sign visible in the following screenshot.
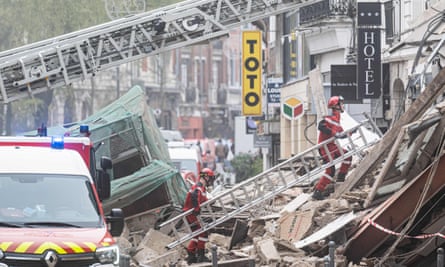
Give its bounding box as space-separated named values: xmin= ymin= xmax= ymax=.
xmin=331 ymin=64 xmax=357 ymax=102
xmin=357 ymin=2 xmax=381 ymax=26
xmin=357 ymin=2 xmax=382 ymax=99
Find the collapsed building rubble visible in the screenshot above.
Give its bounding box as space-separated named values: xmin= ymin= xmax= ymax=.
xmin=30 ymin=85 xmax=188 ymax=219
xmin=115 ymin=68 xmax=445 ymax=266
xmin=26 ymin=67 xmax=445 ymax=266
xmin=25 ymin=72 xmax=443 ymax=266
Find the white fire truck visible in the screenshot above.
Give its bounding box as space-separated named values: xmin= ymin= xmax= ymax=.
xmin=0 ymin=131 xmax=124 ymax=266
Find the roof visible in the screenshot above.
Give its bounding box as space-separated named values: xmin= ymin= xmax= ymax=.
xmin=0 ymin=136 xmax=91 ymax=145
xmin=0 ymin=146 xmax=91 ymax=177
xmin=161 ymin=130 xmax=184 ymax=142
xmin=168 ymin=147 xmax=201 ymax=160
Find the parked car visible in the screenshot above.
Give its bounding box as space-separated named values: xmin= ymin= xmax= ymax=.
xmin=168 ymin=146 xmax=203 ymax=186
xmin=160 ymin=130 xmax=184 ymax=143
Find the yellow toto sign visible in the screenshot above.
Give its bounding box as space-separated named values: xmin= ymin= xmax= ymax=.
xmin=242 ymin=31 xmax=262 ymax=116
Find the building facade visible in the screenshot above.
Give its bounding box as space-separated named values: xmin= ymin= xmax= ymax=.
xmin=48 ymin=29 xmax=245 ymax=141
xmin=275 ymin=0 xmax=445 ymax=161
xmin=43 ymin=0 xmax=445 ymax=167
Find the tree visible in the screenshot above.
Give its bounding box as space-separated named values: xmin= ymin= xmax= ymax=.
xmin=0 ymin=0 xmax=109 ymax=134
xmin=230 ymin=153 xmax=262 ymax=183
xmin=0 ymin=0 xmax=183 ymax=134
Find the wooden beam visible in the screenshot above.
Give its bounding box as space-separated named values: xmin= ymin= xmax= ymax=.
xmin=345 ymin=154 xmax=445 ymax=263
xmin=334 ymin=68 xmax=445 ymax=196
xmin=194 ymin=257 xmax=255 ymax=267
xmin=402 ymin=114 xmax=445 ymax=180
xmin=363 ymin=128 xmax=406 ymax=208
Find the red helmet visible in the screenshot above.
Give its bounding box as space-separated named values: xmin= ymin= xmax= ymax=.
xmin=200 ymin=168 xmax=215 ymax=185
xmin=328 ymin=96 xmax=344 ymax=111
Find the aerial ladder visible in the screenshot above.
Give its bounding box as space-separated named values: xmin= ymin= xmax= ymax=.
xmin=159 ymin=119 xmax=382 ymax=249
xmin=0 ymin=0 xmax=315 ymax=104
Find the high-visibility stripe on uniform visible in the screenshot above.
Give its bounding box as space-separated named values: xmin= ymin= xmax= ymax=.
xmin=322 ymin=173 xmax=334 ymax=181
xmin=198 ymin=237 xmax=208 ymax=242
xmin=325 ymin=118 xmax=341 ymax=127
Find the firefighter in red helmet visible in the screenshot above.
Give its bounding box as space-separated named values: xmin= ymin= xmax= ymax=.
xmin=312 ymin=96 xmax=352 ymax=200
xmin=183 ymin=168 xmax=215 ymax=264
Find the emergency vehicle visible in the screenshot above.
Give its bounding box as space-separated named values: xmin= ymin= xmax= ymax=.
xmin=0 ymin=134 xmax=95 ymax=171
xmin=168 ymin=144 xmax=203 ymax=186
xmin=0 ymin=135 xmax=124 ymax=267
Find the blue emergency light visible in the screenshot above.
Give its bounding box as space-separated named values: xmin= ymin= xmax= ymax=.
xmin=51 ymin=136 xmax=65 ymax=149
xmin=79 ymin=124 xmax=90 ymax=136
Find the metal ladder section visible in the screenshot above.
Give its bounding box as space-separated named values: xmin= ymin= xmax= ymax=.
xmin=0 ymin=0 xmax=309 ymax=103
xmin=159 ymin=119 xmax=382 ymax=249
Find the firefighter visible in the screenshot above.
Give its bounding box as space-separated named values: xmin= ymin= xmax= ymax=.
xmin=183 ymin=167 xmax=215 ymax=264
xmin=312 ymin=96 xmax=352 ymax=200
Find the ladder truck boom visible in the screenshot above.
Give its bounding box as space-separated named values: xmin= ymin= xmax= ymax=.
xmin=0 ymin=0 xmax=198 ymax=60
xmin=0 ymin=0 xmax=311 ymax=104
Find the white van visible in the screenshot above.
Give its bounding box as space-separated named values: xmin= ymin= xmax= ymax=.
xmin=168 ymin=146 xmax=202 ymax=185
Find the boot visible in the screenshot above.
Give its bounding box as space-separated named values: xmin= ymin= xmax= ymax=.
xmin=196 ymin=248 xmax=211 ymax=263
xmin=312 ymin=189 xmax=324 ymax=200
xmin=186 ymin=251 xmax=197 ymax=265
xmin=324 ymin=184 xmax=335 ymax=196
xmin=337 ymin=173 xmax=346 ymax=182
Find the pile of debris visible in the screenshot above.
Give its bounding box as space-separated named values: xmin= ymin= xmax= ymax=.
xmin=115 ymin=69 xmax=445 ymax=266
xmin=115 ymin=140 xmax=375 ymax=265
xmin=116 ymin=180 xmax=373 ymax=266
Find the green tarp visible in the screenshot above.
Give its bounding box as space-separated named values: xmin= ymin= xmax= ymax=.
xmin=29 ymin=86 xmax=187 ymax=213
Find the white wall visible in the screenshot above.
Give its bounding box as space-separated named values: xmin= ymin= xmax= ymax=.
xmin=234 ymin=116 xmax=255 ymax=155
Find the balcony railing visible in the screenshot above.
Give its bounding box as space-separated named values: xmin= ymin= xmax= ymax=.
xmin=299 ymin=0 xmax=356 ymax=26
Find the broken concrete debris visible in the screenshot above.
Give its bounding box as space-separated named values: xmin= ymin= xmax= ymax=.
xmin=117 ymin=71 xmax=445 ymax=266
xmin=117 ymin=183 xmax=370 ymax=266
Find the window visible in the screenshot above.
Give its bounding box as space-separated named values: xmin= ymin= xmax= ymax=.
xmin=181 ymin=63 xmax=188 ymax=88
xmin=0 ymin=174 xmax=101 ymax=227
xmin=384 ymin=1 xmax=395 ymax=44
xmin=212 ymin=61 xmax=220 ymax=87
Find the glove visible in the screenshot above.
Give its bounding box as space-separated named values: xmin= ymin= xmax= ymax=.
xmin=192 ymin=208 xmax=201 ymax=216
xmin=335 ymin=132 xmax=347 ymax=139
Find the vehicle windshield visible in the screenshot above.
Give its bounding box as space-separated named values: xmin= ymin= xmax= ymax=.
xmin=172 ymin=159 xmax=198 ymax=174
xmin=0 ymin=174 xmax=102 ymax=228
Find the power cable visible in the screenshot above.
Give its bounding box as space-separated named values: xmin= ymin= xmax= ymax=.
xmin=392 ymin=12 xmax=445 ymax=126
xmin=304 ymin=114 xmax=317 ymax=145
xmin=410 ymin=11 xmax=445 ymax=75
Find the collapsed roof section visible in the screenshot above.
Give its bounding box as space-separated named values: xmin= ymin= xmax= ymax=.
xmin=52 ymin=86 xmax=188 ymax=216
xmin=340 ymin=67 xmax=445 ymax=265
